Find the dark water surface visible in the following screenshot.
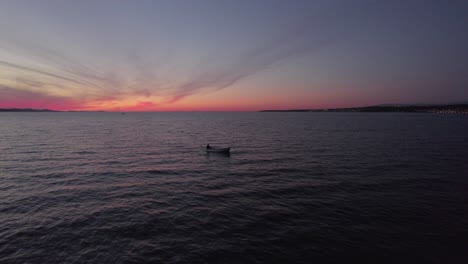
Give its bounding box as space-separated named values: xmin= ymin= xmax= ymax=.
xmin=1 ymin=112 xmax=467 ymax=263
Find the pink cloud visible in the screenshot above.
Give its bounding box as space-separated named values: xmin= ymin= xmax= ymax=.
xmin=0 ymin=85 xmax=87 ymax=110
xmin=119 ymin=101 xmax=159 ymax=112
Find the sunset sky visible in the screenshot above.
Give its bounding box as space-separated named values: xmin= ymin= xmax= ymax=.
xmin=0 ymin=0 xmax=467 ymax=111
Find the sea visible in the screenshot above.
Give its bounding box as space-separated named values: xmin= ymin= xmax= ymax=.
xmin=1 ymin=112 xmax=467 ymax=264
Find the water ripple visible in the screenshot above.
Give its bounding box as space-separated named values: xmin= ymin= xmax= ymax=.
xmin=1 ymin=112 xmax=468 ymax=263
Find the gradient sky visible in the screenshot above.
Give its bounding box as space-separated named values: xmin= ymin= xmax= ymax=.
xmin=0 ymin=0 xmax=467 ymax=111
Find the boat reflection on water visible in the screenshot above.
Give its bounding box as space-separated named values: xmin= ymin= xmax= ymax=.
xmin=206 ymin=151 xmax=231 ymax=158
xmin=205 ymin=145 xmax=231 ymax=157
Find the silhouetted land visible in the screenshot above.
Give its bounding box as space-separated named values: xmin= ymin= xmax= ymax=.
xmin=261 ymin=104 xmax=468 ymax=114
xmin=0 ymin=109 xmax=108 ymax=112
xmin=0 ymin=108 xmax=57 ymax=112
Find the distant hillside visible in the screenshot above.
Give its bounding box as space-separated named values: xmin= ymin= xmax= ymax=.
xmin=261 ymin=104 xmax=468 ymax=113
xmin=0 ymin=108 xmax=57 ymax=112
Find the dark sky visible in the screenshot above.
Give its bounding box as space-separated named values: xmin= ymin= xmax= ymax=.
xmin=0 ymin=0 xmax=467 ymax=110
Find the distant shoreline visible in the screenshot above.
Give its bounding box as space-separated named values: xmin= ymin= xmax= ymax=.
xmin=1 ymin=104 xmax=468 ymax=113
xmin=0 ymin=108 xmax=57 ymax=112
xmin=0 ymin=108 xmax=107 ymax=112
xmin=260 ymin=104 xmax=468 ymax=114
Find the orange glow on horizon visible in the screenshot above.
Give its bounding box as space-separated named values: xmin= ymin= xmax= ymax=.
xmin=1 ymin=82 xmax=389 ymax=112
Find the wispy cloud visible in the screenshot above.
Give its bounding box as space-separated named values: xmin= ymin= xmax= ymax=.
xmin=0 ymin=60 xmax=102 ymax=89
xmin=0 ymin=84 xmax=86 ymax=110
xmin=163 ymin=1 xmax=360 ymax=103
xmin=166 ymin=31 xmax=338 ymax=103
xmin=0 ymin=0 xmax=372 ymax=109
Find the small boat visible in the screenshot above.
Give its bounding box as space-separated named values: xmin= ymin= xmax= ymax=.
xmin=206 ymin=146 xmax=231 ymax=153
